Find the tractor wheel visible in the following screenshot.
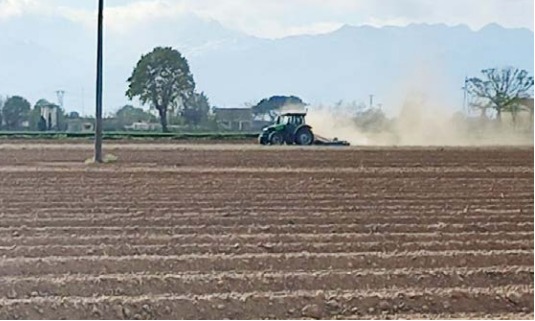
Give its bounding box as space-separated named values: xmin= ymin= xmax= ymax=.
xmin=258 ymin=135 xmax=268 ymax=145
xmin=295 ymin=127 xmax=314 ymax=145
xmin=269 ymin=132 xmax=284 ymax=145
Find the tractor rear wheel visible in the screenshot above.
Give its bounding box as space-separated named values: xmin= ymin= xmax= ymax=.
xmin=295 ymin=127 xmax=314 ymax=145
xmin=269 ymin=132 xmax=284 ymax=145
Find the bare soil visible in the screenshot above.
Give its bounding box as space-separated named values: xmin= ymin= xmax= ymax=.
xmin=0 ymin=142 xmax=532 ymax=319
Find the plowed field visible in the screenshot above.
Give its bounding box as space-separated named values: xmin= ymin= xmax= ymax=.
xmin=0 ymin=143 xmax=532 ymax=319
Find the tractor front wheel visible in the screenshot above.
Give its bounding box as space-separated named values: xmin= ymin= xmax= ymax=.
xmin=295 ymin=128 xmax=314 ymax=145
xmin=269 ymin=132 xmax=284 ymax=145
xmin=258 ymin=134 xmax=268 ymax=145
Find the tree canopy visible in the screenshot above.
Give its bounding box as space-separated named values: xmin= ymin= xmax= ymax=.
xmin=126 ymin=47 xmax=196 ymax=132
xmin=251 ymin=95 xmax=306 ymax=121
xmin=467 ymin=67 xmax=534 ymax=121
xmin=3 ymin=96 xmax=31 ymax=130
xmin=181 ymin=92 xmax=211 ymax=127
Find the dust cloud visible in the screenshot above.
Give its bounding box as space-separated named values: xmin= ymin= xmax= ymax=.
xmin=306 ymin=103 xmax=531 ymax=146
xmin=303 ymin=68 xmax=533 ymax=146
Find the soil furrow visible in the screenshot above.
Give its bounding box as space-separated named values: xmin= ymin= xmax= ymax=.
xmin=0 ymin=231 xmax=531 ymax=246
xmin=0 ymin=286 xmax=532 ymax=319
xmin=0 ymin=222 xmax=531 ymax=236
xmin=0 ymin=240 xmax=531 ymax=258
xmin=0 ymin=250 xmax=531 ymax=276
xmin=0 ymin=267 xmax=531 ymax=299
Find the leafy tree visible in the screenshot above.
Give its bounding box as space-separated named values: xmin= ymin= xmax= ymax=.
xmin=467 ymin=67 xmax=534 ymax=122
xmin=126 ymin=47 xmax=196 ymax=132
xmin=37 ymin=116 xmax=47 ymax=131
xmin=251 ymin=95 xmax=306 ymax=121
xmin=182 ymin=92 xmax=211 ymax=127
xmin=3 ymin=96 xmax=30 ymax=130
xmin=353 ymin=107 xmax=389 ymax=132
xmin=67 ymin=111 xmax=80 ymax=119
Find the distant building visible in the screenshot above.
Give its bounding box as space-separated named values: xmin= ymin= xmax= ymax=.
xmin=66 ymin=119 xmax=94 ymax=133
xmin=40 ymin=104 xmax=59 ymax=130
xmin=124 ymin=121 xmax=162 ymax=131
xmin=213 ymin=108 xmax=253 ymax=131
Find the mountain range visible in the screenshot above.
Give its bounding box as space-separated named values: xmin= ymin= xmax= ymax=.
xmin=0 ymin=13 xmax=533 ymax=115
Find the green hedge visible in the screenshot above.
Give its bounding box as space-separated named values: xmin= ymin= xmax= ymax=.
xmin=0 ymin=131 xmax=259 ymax=140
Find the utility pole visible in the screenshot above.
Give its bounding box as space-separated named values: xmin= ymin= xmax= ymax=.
xmin=369 ymin=94 xmax=374 ymax=109
xmin=94 ymin=0 xmax=104 ymax=163
xmin=462 ymin=77 xmax=468 ymax=115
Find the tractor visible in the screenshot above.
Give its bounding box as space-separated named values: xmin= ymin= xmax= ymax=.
xmin=258 ymin=112 xmax=315 ymax=145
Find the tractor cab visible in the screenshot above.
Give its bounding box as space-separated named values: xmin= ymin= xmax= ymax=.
xmin=259 ymin=112 xmax=314 ymax=145
xmin=275 ymin=113 xmax=306 ymax=126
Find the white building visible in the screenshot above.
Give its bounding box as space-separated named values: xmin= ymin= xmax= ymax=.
xmin=41 ymin=104 xmax=58 ymax=130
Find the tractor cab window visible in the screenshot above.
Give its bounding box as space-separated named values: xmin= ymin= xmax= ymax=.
xmin=279 ymin=115 xmax=304 ymax=125
xmin=279 ymin=115 xmax=290 ymax=125
xmin=287 ymin=115 xmax=303 ymax=125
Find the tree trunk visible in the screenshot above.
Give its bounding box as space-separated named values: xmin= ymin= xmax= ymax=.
xmin=529 ymin=107 xmax=534 ymax=132
xmin=496 ymin=108 xmax=502 ymax=122
xmin=511 ymin=107 xmax=518 ymax=129
xmin=158 ymin=107 xmax=168 ymax=133
xmin=480 ymin=108 xmax=486 ymax=119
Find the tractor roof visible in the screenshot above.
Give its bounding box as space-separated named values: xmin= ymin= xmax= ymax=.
xmin=280 ymin=112 xmax=307 ymax=116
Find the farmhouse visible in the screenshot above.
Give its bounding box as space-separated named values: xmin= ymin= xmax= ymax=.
xmin=66 ymin=119 xmax=94 ymax=133
xmin=213 ymin=107 xmax=253 ymax=131
xmin=124 ymin=121 xmax=162 ymax=131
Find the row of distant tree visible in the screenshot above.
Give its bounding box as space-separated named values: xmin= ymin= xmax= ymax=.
xmin=125 ymin=46 xmax=533 ymax=131
xmin=1 ymin=45 xmax=532 ymax=133
xmin=0 ymin=96 xmax=67 ymax=131
xmin=0 ymin=92 xmax=300 ymax=132
xmin=0 ymin=97 xmax=217 ymax=132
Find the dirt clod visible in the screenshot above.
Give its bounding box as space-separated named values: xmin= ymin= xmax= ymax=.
xmin=378 ymin=301 xmax=390 ymax=311
xmin=7 ymin=289 xmax=17 ymax=299
xmin=163 ymin=306 xmax=172 ymax=315
xmin=302 ymin=304 xmax=323 ymax=319
xmin=91 ymin=306 xmax=101 ymax=317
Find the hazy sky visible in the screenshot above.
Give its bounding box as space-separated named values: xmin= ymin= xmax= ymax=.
xmin=1 ymin=0 xmax=533 ymax=38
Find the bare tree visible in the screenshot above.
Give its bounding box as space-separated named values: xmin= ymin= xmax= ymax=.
xmin=467 ymin=67 xmax=534 ymax=122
